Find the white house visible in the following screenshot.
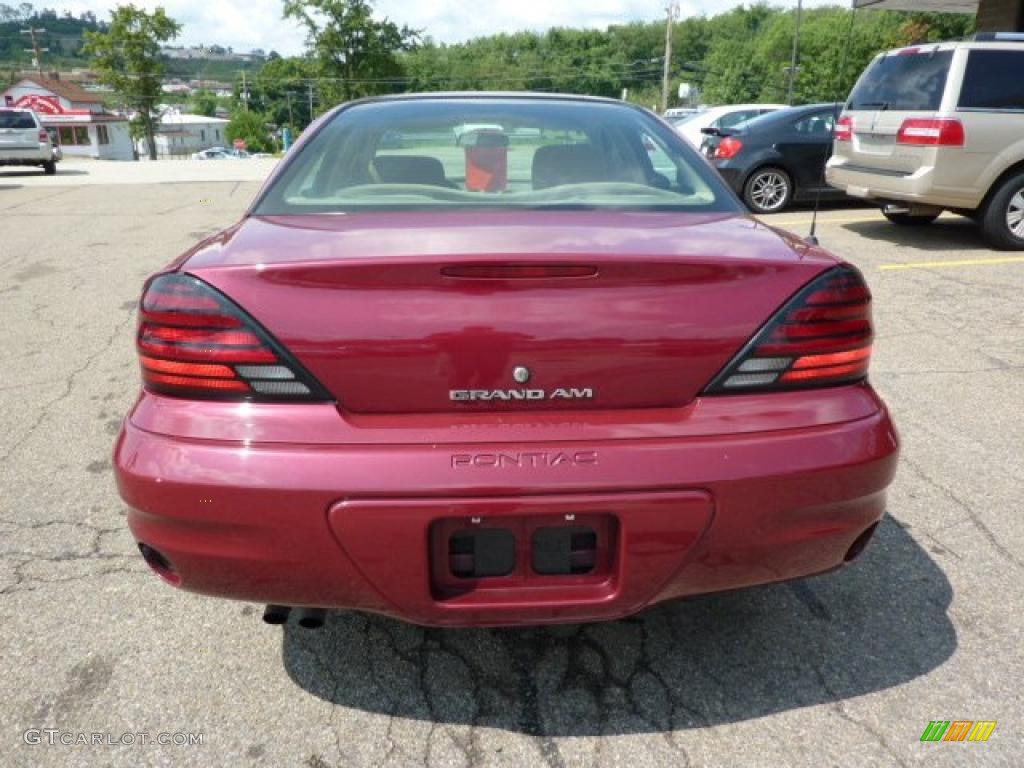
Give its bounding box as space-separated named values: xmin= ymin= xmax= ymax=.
xmin=1 ymin=76 xmax=134 ymax=160
xmin=143 ymin=110 xmax=230 ymax=157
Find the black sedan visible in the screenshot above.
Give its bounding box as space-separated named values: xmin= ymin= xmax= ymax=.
xmin=701 ymin=103 xmax=844 ymax=214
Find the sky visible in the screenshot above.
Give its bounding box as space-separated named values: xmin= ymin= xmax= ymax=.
xmin=52 ymin=1 xmax=842 ymax=56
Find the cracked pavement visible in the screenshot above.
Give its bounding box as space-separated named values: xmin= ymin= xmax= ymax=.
xmin=0 ymin=163 xmax=1021 ymax=767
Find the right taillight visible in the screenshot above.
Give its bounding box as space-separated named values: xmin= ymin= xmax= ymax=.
xmin=714 ymin=136 xmax=743 ymax=159
xmin=137 ymin=273 xmax=330 ymax=401
xmin=38 ymin=128 xmax=49 ymax=143
xmin=897 ymin=118 xmax=964 ymax=146
xmin=704 ymin=266 xmax=873 ymax=393
xmin=834 ymin=116 xmax=853 ymax=142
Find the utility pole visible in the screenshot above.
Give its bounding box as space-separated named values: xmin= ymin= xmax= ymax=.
xmin=307 ymin=82 xmax=314 ymax=122
xmin=20 ymin=27 xmax=48 ymax=77
xmin=285 ymin=91 xmax=294 ymax=127
xmin=241 ymin=70 xmax=249 ymax=111
xmin=660 ymin=3 xmax=680 ymax=114
xmin=787 ymin=0 xmax=804 ymax=105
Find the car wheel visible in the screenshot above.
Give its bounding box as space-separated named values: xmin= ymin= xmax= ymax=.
xmin=743 ymin=167 xmax=792 ymax=214
xmin=882 ymin=210 xmax=939 ymax=226
xmin=43 ymin=161 xmax=56 ymax=175
xmin=980 ymin=172 xmax=1024 ymax=251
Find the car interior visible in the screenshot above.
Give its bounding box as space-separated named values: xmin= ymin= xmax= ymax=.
xmin=263 ymin=102 xmax=728 ymax=212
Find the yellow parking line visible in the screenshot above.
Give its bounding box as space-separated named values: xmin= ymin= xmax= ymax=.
xmin=881 ymin=256 xmax=1024 ymax=270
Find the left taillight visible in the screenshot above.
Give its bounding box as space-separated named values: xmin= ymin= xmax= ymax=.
xmin=137 ymin=273 xmax=330 ymax=401
xmin=897 ymin=118 xmax=964 ymax=146
xmin=713 ymin=136 xmax=743 ymax=159
xmin=38 ymin=128 xmax=49 ymax=143
xmin=704 ymin=265 xmax=873 ymax=393
xmin=834 ymin=116 xmax=853 ymax=142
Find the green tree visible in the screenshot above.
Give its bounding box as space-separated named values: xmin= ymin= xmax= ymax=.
xmin=226 ymin=109 xmax=272 ymax=153
xmin=250 ymin=56 xmax=316 ymax=130
xmin=82 ymin=5 xmax=181 ymax=160
xmin=283 ymin=0 xmax=418 ymax=105
xmin=190 ymin=88 xmax=218 ymax=117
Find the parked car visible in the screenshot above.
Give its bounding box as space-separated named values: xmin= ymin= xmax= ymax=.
xmin=115 ymin=93 xmax=898 ymax=629
xmin=703 ymin=103 xmax=844 ymax=213
xmin=826 ymin=33 xmax=1024 ymax=249
xmin=664 ymin=107 xmax=702 ymax=120
xmin=0 ymin=107 xmax=57 ymax=174
xmin=673 ymin=103 xmax=787 ymax=147
xmin=192 ymin=147 xmax=231 ymax=160
xmin=193 ymin=147 xmax=250 ymax=160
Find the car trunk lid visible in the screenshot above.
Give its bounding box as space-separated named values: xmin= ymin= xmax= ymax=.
xmin=187 ymin=211 xmax=836 ymax=414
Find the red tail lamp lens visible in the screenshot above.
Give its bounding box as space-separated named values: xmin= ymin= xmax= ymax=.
xmin=704 ymin=266 xmax=873 ymax=393
xmin=714 ymin=137 xmax=744 ymax=159
xmin=834 ymin=116 xmax=853 ymax=142
xmin=137 ymin=273 xmax=329 ymax=401
xmin=897 ymin=118 xmax=964 ymax=146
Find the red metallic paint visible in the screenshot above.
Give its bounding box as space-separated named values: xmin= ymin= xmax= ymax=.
xmin=186 ymin=211 xmax=836 ymax=413
xmin=114 ymin=207 xmax=899 ymax=627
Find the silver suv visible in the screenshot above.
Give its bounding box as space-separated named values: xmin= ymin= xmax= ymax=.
xmin=0 ymin=108 xmax=57 ymax=175
xmin=826 ymin=34 xmax=1024 ymax=250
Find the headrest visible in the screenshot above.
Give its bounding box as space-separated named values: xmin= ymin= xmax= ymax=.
xmin=372 ymin=155 xmax=450 ymax=186
xmin=532 ymin=143 xmax=606 ymax=190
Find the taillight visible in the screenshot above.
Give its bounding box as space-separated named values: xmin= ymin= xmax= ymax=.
xmin=704 ymin=266 xmax=872 ymax=393
xmin=714 ymin=136 xmax=743 ymax=159
xmin=137 ymin=273 xmax=330 ymax=401
xmin=38 ymin=128 xmax=49 ymax=143
xmin=834 ymin=116 xmax=853 ymax=142
xmin=896 ymin=118 xmax=964 ymax=146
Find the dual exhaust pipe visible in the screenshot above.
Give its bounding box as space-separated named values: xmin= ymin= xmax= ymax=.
xmin=262 ymin=605 xmax=326 ymax=629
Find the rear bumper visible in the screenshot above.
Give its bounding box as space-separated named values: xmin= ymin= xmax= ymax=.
xmin=826 ymin=157 xmax=981 ymax=209
xmin=114 ymin=385 xmax=899 ymax=627
xmin=0 ymin=148 xmax=50 ymax=165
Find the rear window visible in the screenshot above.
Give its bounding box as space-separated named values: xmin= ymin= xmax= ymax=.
xmin=0 ymin=110 xmax=37 ymax=129
xmin=847 ymin=50 xmax=953 ymax=111
xmin=958 ymin=49 xmax=1024 ymax=110
xmin=255 ymin=98 xmax=736 ymax=214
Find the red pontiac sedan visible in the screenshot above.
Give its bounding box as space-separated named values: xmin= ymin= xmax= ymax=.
xmin=114 ymin=94 xmax=898 ymax=628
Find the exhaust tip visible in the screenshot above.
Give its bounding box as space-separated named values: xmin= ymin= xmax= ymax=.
xmin=262 ymin=605 xmax=292 ymax=625
xmin=137 ymin=543 xmax=181 ymax=586
xmin=845 ymin=522 xmax=879 ymax=563
xmin=296 ymin=608 xmax=327 ymax=629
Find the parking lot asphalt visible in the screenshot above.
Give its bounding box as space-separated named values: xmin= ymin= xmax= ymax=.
xmin=1 ymin=163 xmax=1021 ymax=767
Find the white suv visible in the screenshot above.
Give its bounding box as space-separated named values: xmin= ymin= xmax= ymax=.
xmin=826 ymin=34 xmax=1024 ymax=249
xmin=0 ymin=108 xmax=58 ymax=175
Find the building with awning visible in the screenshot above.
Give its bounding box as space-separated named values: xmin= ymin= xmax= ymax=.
xmin=853 ymin=0 xmax=1023 ymax=32
xmin=1 ymin=76 xmax=134 ymax=161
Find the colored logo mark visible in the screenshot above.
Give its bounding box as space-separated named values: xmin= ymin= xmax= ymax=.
xmin=920 ymin=721 xmax=997 ymax=742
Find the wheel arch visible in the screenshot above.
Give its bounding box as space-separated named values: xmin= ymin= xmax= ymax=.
xmin=978 ymin=158 xmax=1024 ymax=215
xmin=740 ymin=156 xmax=795 ymax=197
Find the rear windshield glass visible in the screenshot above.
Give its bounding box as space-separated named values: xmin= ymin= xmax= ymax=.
xmin=959 ymin=50 xmax=1024 ymax=110
xmin=0 ymin=110 xmax=37 ymax=129
xmin=847 ymin=50 xmax=953 ymax=111
xmin=255 ymin=99 xmax=736 ymax=214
